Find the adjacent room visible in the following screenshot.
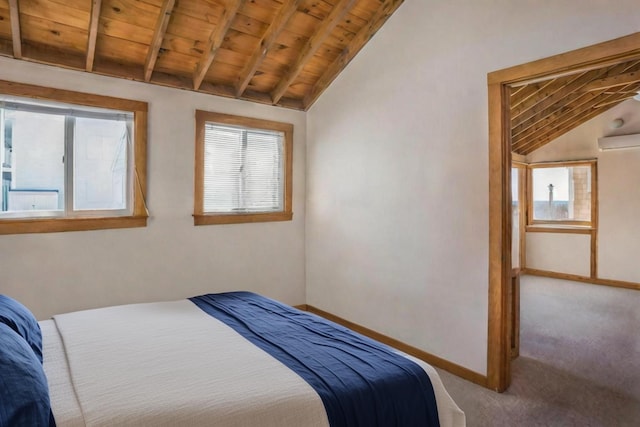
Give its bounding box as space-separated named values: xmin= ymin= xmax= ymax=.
xmin=0 ymin=0 xmax=639 ymax=426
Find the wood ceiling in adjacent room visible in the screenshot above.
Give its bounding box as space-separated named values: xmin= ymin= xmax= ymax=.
xmin=510 ymin=57 xmax=640 ymax=155
xmin=0 ymin=0 xmax=403 ymax=110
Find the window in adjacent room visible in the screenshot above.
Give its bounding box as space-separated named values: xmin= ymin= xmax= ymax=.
xmin=194 ymin=111 xmax=293 ymax=225
xmin=0 ymin=81 xmax=148 ymax=234
xmin=527 ymin=160 xmax=596 ymax=227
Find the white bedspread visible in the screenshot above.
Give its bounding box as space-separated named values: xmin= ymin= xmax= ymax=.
xmin=42 ymin=299 xmax=466 ymax=427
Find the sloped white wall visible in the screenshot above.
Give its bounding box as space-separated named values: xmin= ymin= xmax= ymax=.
xmin=306 ymin=1 xmax=640 ymax=374
xmin=528 ymin=100 xmax=640 ymax=283
xmin=0 ymin=57 xmax=307 ymax=320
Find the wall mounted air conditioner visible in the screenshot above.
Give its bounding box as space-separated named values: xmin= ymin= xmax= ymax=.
xmin=597 ymin=134 xmax=640 ymax=151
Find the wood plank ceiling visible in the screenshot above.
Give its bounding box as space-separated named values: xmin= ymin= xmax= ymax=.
xmin=0 ymin=0 xmax=403 ymax=110
xmin=510 ymin=58 xmax=640 ymax=155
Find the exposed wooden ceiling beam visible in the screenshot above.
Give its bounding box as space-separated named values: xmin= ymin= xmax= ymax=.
xmin=512 ymin=61 xmax=640 ymax=134
xmin=235 ymin=0 xmax=303 ymax=97
xmin=512 ymin=91 xmax=599 ymax=144
xmin=514 ymin=88 xmax=634 ymax=153
xmin=510 ymin=78 xmax=558 ymax=111
xmin=8 ymin=0 xmax=21 ymax=59
xmin=581 ymin=70 xmax=640 ymax=92
xmin=193 ymin=0 xmax=245 ymax=91
xmin=513 ymin=90 xmax=607 ymax=150
xmin=304 ymin=0 xmax=404 ymax=109
xmin=144 ymin=0 xmax=176 ymax=82
xmin=272 ymin=0 xmax=357 ymax=105
xmin=510 ymin=72 xmax=590 ymax=121
xmin=511 ymin=60 xmax=640 ymax=125
xmin=85 ymin=0 xmax=102 ymax=71
xmin=520 ymin=96 xmax=629 ymax=155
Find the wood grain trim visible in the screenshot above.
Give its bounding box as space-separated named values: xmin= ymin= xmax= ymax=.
xmin=0 ymin=217 xmax=147 ymax=235
xmin=523 ymin=269 xmax=640 ymax=292
xmin=144 ymin=0 xmax=176 ymax=82
xmin=235 ymin=0 xmax=303 ymax=97
xmin=303 ymin=0 xmax=404 ymax=109
xmin=8 ymin=0 xmax=21 ymax=59
xmin=271 ymin=0 xmax=357 ymax=104
xmin=85 ymin=0 xmax=102 ymax=71
xmin=301 ymin=305 xmax=488 ymax=387
xmin=525 ymin=226 xmax=592 ymax=234
xmin=487 ymin=82 xmax=512 ymax=392
xmin=193 ymin=0 xmax=245 ymax=90
xmin=487 ymin=32 xmax=640 ymax=85
xmin=193 ymin=110 xmax=294 ymax=226
xmin=194 ymin=212 xmax=293 ymax=225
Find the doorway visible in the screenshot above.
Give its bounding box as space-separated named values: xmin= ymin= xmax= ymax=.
xmin=486 ymin=31 xmax=640 ymax=392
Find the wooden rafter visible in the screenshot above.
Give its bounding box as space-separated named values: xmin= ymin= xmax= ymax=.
xmin=510 ymin=72 xmax=591 ymax=122
xmin=8 ymin=0 xmax=21 ymax=59
xmin=511 ymin=59 xmax=640 ymax=125
xmin=514 ymin=93 xmax=604 ymax=152
xmin=304 ymin=0 xmax=404 ymax=108
xmin=512 ymin=61 xmax=640 ymax=136
xmin=512 ymin=90 xmax=600 ymax=145
xmin=0 ymin=0 xmax=406 ymax=110
xmin=144 ymin=0 xmax=176 ymax=82
xmin=515 ymin=86 xmax=636 ymax=154
xmin=235 ymin=0 xmax=303 ymax=97
xmin=85 ymin=0 xmax=102 ymax=71
xmin=271 ymin=0 xmax=357 ymax=104
xmin=511 ymin=59 xmax=640 ymax=153
xmin=510 ymin=78 xmax=558 ymax=111
xmin=193 ymin=0 xmax=245 ymax=91
xmin=581 ymin=70 xmax=640 ymax=92
xmin=520 ymin=97 xmax=629 ymax=155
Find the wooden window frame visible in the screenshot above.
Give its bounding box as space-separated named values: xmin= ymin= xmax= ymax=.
xmin=0 ymin=80 xmax=148 ymax=235
xmin=526 ymin=160 xmax=597 ymax=229
xmin=193 ymin=110 xmax=293 ymax=225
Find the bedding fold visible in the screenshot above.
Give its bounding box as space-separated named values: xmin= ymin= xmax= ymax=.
xmin=191 ymin=291 xmax=440 ymax=427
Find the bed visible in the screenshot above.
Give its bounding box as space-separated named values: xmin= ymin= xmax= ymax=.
xmin=1 ymin=292 xmax=466 ymax=427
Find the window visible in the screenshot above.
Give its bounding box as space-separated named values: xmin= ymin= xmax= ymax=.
xmin=0 ymin=81 xmax=148 ymax=234
xmin=194 ymin=111 xmax=293 ymax=225
xmin=527 ymin=160 xmax=596 ymax=227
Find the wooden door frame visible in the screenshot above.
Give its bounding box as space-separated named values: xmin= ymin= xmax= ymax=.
xmin=486 ymin=31 xmax=640 ymax=392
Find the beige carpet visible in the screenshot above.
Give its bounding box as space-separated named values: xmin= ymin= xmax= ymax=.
xmin=437 ymin=276 xmax=640 ymax=426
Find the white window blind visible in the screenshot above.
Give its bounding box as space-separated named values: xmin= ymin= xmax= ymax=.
xmin=203 ymin=123 xmax=284 ymax=213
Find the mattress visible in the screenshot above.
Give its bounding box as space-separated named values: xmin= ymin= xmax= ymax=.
xmin=41 ymin=298 xmax=466 ymax=427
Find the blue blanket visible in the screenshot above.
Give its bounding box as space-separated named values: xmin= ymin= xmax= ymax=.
xmin=190 ymin=292 xmax=440 ymax=427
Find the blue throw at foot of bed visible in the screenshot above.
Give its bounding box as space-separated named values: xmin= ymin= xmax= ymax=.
xmin=190 ymin=292 xmax=440 ymax=427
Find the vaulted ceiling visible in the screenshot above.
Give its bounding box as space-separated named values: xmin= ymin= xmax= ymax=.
xmin=0 ymin=0 xmax=403 ymax=110
xmin=510 ymin=58 xmax=640 ymax=155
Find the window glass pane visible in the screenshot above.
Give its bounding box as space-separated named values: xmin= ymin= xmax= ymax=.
xmin=2 ymin=109 xmax=64 ymax=215
xmin=532 ymin=165 xmax=591 ymax=222
xmin=73 ymin=117 xmax=129 ymax=211
xmin=203 ymin=124 xmax=284 ymax=213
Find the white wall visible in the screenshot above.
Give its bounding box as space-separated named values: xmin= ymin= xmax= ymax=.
xmin=528 ymin=99 xmax=640 ymax=283
xmin=525 ymin=233 xmax=591 ymax=276
xmin=0 ymin=57 xmax=307 ymax=320
xmin=306 ymin=0 xmax=640 ymax=374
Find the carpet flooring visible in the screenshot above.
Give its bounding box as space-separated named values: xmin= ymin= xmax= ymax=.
xmin=436 ymin=276 xmax=640 ymax=427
